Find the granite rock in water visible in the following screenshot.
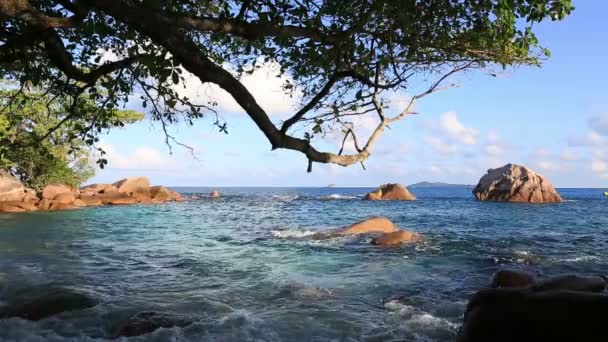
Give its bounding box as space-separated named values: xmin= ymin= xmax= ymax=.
xmin=113 ymin=177 xmax=151 ymax=196
xmin=42 ymin=183 xmax=74 ymax=200
xmin=472 ymin=164 xmax=562 ymax=203
xmin=363 ymin=183 xmax=416 ymax=201
xmin=337 ymin=217 xmax=399 ymax=235
xmin=0 ymin=171 xmax=29 ymax=202
xmin=490 ymin=269 xmax=537 ymax=289
xmin=371 ymin=230 xmax=422 ymax=246
xmin=0 ymin=287 xmax=97 ymax=321
xmin=113 ymin=311 xmax=192 ymax=338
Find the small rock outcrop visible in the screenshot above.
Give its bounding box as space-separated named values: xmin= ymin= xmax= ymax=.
xmin=113 ymin=312 xmax=192 ymax=338
xmin=472 ymin=164 xmax=562 ymax=203
xmin=0 ymin=287 xmax=97 ymax=321
xmin=337 ymin=217 xmax=399 ymax=235
xmin=363 ymin=183 xmax=416 ymax=201
xmin=371 ymin=230 xmax=421 ymax=246
xmin=210 ymin=190 xmax=221 ymax=198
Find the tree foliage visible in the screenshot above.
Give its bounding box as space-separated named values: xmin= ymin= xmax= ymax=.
xmin=0 ymin=0 xmax=573 ymax=171
xmin=0 ymin=89 xmax=144 ymax=190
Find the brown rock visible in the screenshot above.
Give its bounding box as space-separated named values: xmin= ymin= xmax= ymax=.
xmin=80 ymin=183 xmax=117 ymax=195
xmin=77 ymin=195 xmax=102 ymax=206
xmin=0 ymin=170 xmax=29 ymax=202
xmin=457 ymin=288 xmax=608 ymax=342
xmin=472 ymin=163 xmax=562 ymax=203
xmin=532 ymin=275 xmax=606 ymax=293
xmin=490 ymin=269 xmax=537 ymax=289
xmin=113 ymin=177 xmax=150 ymax=196
xmin=363 ymin=183 xmax=416 ymax=201
xmin=133 ymin=193 xmax=155 ymax=204
xmin=210 ymin=190 xmax=221 ymax=198
xmin=49 ymin=202 xmax=77 ymax=211
xmin=73 ymin=199 xmax=87 ymax=207
xmin=371 ymin=230 xmax=422 ymax=246
xmin=0 ymin=202 xmax=27 ymax=213
xmin=149 ymin=186 xmax=183 ymax=202
xmin=337 ymin=217 xmax=399 ymax=235
xmin=53 ymin=192 xmax=75 ymax=204
xmin=97 ymin=192 xmax=137 ymax=205
xmin=37 ymin=199 xmax=53 ymax=210
xmin=1 ymin=200 xmax=38 ymax=212
xmin=42 ymin=183 xmax=73 ymax=200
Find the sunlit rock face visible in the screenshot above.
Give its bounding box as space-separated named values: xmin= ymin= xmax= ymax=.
xmin=472 ymin=163 xmax=562 ymax=203
xmin=363 ymin=183 xmax=416 ymax=201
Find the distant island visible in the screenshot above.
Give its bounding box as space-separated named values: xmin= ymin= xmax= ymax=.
xmin=408 ymin=181 xmax=474 ymax=188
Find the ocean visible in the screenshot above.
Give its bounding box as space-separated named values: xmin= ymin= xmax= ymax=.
xmin=0 ymin=187 xmax=606 ymax=341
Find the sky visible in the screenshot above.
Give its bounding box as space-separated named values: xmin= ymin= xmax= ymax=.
xmin=90 ymin=2 xmax=608 ymax=188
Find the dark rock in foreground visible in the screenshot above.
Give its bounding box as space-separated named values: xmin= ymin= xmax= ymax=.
xmin=472 ymin=163 xmax=562 ymax=203
xmin=457 ymin=289 xmax=608 ymax=342
xmin=0 ymin=287 xmax=97 ymax=321
xmin=113 ymin=311 xmax=192 ymax=338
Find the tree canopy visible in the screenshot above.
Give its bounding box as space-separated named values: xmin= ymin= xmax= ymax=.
xmin=0 ymin=88 xmax=144 ymax=190
xmin=0 ymin=0 xmax=573 ymax=171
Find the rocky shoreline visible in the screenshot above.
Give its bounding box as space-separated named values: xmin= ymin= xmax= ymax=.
xmin=0 ymin=172 xmax=183 ymax=213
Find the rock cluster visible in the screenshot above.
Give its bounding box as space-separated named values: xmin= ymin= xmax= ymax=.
xmin=0 ymin=174 xmax=183 ymax=213
xmin=472 ymin=163 xmax=562 ymax=203
xmin=363 ymin=183 xmax=416 ymax=201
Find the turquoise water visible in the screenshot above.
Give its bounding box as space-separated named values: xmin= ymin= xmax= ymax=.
xmin=0 ymin=187 xmax=607 ymax=341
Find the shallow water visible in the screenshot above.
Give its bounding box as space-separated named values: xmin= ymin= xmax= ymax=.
xmin=0 ymin=187 xmax=607 ymax=341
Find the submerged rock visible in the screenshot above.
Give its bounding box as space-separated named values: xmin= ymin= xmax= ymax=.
xmin=337 ymin=217 xmax=399 ymax=235
xmin=458 ymin=288 xmax=608 ymax=342
xmin=0 ymin=288 xmax=97 ymax=321
xmin=113 ymin=311 xmax=192 ymax=338
xmin=371 ymin=230 xmax=421 ymax=246
xmin=490 ymin=269 xmax=537 ymax=289
xmin=363 ymin=183 xmax=416 ymax=201
xmin=472 ymin=164 xmax=562 ymax=203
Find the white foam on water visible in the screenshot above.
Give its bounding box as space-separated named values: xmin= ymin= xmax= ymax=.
xmin=560 ymin=255 xmax=600 ymax=262
xmin=271 ymin=229 xmax=317 ymax=239
xmin=384 ymin=300 xmax=460 ymax=331
xmin=321 ymin=194 xmax=358 ymax=200
xmin=271 ymin=194 xmax=299 ymax=201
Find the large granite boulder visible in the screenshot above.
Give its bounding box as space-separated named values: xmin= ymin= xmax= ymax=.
xmin=0 ymin=202 xmax=27 ymax=213
xmin=472 ymin=164 xmax=562 ymax=203
xmin=371 ymin=230 xmax=422 ymax=246
xmin=457 ymin=288 xmax=608 ymax=342
xmin=0 ymin=171 xmax=29 ymax=202
xmin=53 ymin=192 xmax=76 ymax=204
xmin=96 ymin=191 xmax=138 ymax=205
xmin=337 ymin=217 xmax=399 ymax=235
xmin=113 ymin=177 xmax=150 ymax=196
xmin=41 ymin=183 xmax=74 ymax=200
xmin=80 ymin=183 xmax=118 ymax=195
xmin=363 ymin=183 xmax=416 ymax=201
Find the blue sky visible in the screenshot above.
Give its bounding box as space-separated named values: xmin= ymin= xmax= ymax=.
xmin=90 ymin=2 xmax=608 ymax=188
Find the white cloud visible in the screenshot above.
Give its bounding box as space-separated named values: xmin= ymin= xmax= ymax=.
xmin=560 ymin=149 xmax=579 ymax=161
xmin=174 ymin=60 xmax=300 ymax=118
xmin=424 ymin=136 xmax=458 ymax=154
xmin=538 ymin=161 xmax=559 ymax=172
xmin=590 ymin=114 xmax=608 ymax=136
xmin=439 ymin=112 xmax=478 ymax=145
xmin=99 ymin=143 xmax=175 ymax=170
xmin=591 ymin=159 xmax=608 ymax=174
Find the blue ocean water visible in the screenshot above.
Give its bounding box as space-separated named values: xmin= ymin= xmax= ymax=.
xmin=0 ymin=187 xmax=606 ymax=341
